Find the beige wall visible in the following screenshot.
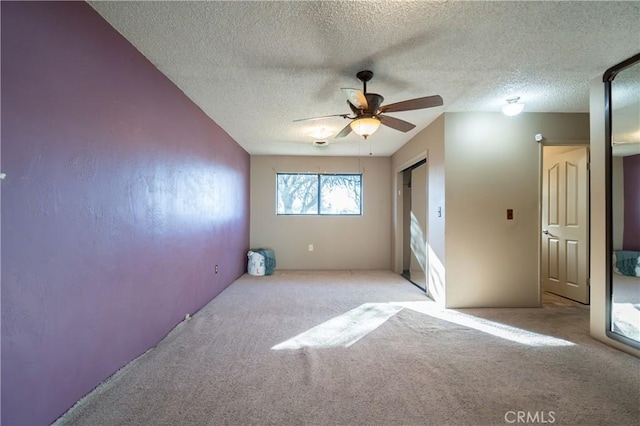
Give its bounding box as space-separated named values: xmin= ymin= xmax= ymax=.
xmin=391 ymin=114 xmax=446 ymax=304
xmin=444 ymin=112 xmax=589 ymax=308
xmin=543 ymin=145 xmax=583 ymax=159
xmin=589 ymin=77 xmax=640 ymax=357
xmin=250 ymin=155 xmax=391 ymax=269
xmin=251 ymin=113 xmax=593 ymax=311
xmin=391 ymin=113 xmax=589 ymax=308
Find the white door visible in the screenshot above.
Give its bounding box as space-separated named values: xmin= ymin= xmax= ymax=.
xmin=541 ymin=147 xmax=589 ymax=303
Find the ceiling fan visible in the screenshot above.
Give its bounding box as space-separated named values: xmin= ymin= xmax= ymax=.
xmin=295 ymin=70 xmax=443 ymax=139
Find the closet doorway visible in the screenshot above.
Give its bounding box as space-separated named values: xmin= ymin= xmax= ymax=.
xmin=402 ymin=159 xmax=427 ymax=292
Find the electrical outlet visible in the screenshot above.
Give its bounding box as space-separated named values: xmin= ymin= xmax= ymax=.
xmin=215 ymin=265 xmax=219 ymax=274
xmin=308 ymin=244 xmax=314 ymax=252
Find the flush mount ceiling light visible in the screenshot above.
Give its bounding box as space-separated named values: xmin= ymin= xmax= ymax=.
xmin=309 ymin=127 xmax=333 ymax=140
xmin=350 ymin=117 xmax=381 ymax=139
xmin=502 ymin=97 xmax=525 ymax=116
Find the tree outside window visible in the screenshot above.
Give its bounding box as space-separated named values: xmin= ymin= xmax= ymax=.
xmin=277 ymin=173 xmax=362 ymax=215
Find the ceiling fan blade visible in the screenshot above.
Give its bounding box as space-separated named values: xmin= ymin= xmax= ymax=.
xmin=334 ymin=122 xmax=353 ymax=138
xmin=293 ymin=113 xmax=349 ymax=122
xmin=341 ymin=88 xmax=368 ymax=110
xmin=379 ymin=115 xmax=416 ymax=132
xmin=379 ymin=95 xmax=443 ymax=113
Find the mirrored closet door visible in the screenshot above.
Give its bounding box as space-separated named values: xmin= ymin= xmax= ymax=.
xmin=605 ymin=53 xmax=640 ymax=348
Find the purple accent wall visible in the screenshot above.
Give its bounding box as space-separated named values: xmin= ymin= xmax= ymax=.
xmin=623 ymin=154 xmax=640 ymax=251
xmin=1 ymin=2 xmax=249 ymax=425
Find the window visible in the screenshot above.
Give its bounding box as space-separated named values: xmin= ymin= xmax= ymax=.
xmin=276 ymin=173 xmax=362 ymax=215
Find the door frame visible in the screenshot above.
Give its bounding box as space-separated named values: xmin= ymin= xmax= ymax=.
xmin=538 ymin=138 xmax=590 ymax=304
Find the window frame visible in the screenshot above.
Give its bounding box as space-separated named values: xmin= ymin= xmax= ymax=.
xmin=276 ymin=172 xmax=363 ymax=216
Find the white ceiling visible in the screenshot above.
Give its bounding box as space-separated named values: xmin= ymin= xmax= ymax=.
xmin=89 ymin=1 xmax=640 ymax=157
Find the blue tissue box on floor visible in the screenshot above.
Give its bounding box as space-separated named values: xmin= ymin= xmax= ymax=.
xmin=247 ymin=249 xmax=276 ymax=276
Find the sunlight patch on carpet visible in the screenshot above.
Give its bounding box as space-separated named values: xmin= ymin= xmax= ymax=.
xmin=272 ymin=300 xmax=575 ymax=350
xmin=395 ymin=301 xmax=575 ymax=347
xmin=271 ymin=303 xmax=403 ymax=350
xmin=612 ymin=302 xmax=640 ymax=341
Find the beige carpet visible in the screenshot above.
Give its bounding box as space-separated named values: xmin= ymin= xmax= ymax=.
xmin=56 ymin=270 xmax=640 ymax=426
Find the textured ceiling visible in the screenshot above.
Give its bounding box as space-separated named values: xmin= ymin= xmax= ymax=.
xmin=89 ymin=1 xmax=640 ymax=156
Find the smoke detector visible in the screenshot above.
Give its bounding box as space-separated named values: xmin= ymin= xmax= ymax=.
xmin=313 ymin=140 xmax=330 ymax=147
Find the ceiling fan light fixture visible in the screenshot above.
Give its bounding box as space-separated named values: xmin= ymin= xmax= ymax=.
xmin=350 ymin=117 xmax=380 ymax=139
xmin=502 ymin=97 xmax=525 ymax=116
